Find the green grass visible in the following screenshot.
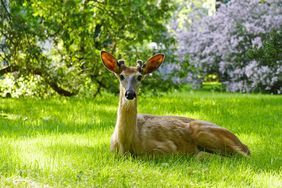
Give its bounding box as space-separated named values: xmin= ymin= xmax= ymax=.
xmin=0 ymin=91 xmax=281 ymax=187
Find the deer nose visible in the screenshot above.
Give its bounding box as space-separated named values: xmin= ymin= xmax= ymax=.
xmin=125 ymin=90 xmax=136 ymax=100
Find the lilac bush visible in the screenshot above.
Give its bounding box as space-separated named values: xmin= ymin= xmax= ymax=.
xmin=176 ymin=0 xmax=282 ymax=93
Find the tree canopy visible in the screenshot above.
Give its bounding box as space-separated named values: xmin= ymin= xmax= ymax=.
xmin=0 ymin=0 xmax=175 ymax=97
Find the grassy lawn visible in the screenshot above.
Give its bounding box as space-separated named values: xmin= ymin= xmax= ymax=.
xmin=0 ymin=91 xmax=281 ymax=187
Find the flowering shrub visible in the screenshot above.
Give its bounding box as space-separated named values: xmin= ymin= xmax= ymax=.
xmin=176 ymin=0 xmax=282 ymax=93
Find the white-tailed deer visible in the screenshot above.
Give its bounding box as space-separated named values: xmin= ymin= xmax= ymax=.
xmin=101 ymin=51 xmax=250 ymax=156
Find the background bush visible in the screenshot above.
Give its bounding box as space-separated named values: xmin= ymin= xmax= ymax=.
xmin=176 ymin=0 xmax=282 ymax=93
xmin=1 ymin=0 xmax=281 ymax=97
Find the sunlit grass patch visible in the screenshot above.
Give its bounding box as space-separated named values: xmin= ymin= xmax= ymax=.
xmin=0 ymin=91 xmax=281 ymax=187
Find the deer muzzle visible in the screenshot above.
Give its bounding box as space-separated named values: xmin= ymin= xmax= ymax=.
xmin=125 ymin=90 xmax=136 ymax=100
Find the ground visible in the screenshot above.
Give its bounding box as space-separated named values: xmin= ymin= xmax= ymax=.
xmin=0 ymin=91 xmax=281 ymax=187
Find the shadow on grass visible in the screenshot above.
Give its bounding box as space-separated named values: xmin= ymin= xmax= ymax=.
xmin=69 ymin=137 xmax=281 ymax=175
xmin=0 ymin=103 xmax=116 ymax=136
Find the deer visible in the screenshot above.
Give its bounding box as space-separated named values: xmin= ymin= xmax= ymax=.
xmin=101 ymin=51 xmax=250 ymax=157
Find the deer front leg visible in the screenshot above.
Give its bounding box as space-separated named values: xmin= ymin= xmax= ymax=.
xmin=189 ymin=120 xmax=250 ymax=156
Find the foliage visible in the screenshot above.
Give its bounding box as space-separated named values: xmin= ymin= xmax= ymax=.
xmin=155 ymin=0 xmax=216 ymax=90
xmin=0 ymin=92 xmax=282 ymax=186
xmin=169 ymin=0 xmax=215 ymax=33
xmin=0 ymin=73 xmax=53 ymax=98
xmin=176 ymin=0 xmax=282 ymax=93
xmin=0 ymin=0 xmax=176 ymax=97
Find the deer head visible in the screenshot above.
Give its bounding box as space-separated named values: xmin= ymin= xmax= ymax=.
xmin=101 ymin=51 xmax=165 ymax=100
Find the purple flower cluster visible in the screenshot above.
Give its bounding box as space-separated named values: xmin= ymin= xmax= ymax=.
xmin=176 ymin=0 xmax=282 ymax=93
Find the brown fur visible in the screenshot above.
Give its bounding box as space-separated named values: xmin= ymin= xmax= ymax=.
xmin=101 ymin=51 xmax=250 ymax=157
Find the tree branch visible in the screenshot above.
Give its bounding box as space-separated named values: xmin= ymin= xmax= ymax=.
xmin=0 ymin=65 xmax=77 ymax=97
xmin=47 ymin=81 xmax=77 ymax=97
xmin=0 ymin=65 xmax=19 ymax=74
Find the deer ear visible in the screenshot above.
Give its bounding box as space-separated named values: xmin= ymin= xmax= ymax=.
xmin=142 ymin=53 xmax=165 ymax=75
xmin=101 ymin=51 xmax=120 ymax=73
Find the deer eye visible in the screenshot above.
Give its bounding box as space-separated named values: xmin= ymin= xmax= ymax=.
xmin=119 ymin=75 xmax=125 ymax=81
xmin=137 ymin=75 xmax=142 ymax=81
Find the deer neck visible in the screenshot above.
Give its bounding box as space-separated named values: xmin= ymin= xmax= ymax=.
xmin=115 ymin=85 xmax=138 ymax=152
